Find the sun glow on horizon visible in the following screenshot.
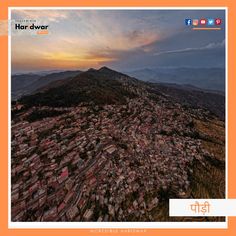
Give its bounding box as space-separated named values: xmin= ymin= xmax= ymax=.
xmin=11 ymin=9 xmax=225 ymax=73
xmin=11 ymin=9 xmax=163 ymax=73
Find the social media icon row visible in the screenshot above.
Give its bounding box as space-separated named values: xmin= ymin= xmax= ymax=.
xmin=185 ymin=18 xmax=222 ymax=26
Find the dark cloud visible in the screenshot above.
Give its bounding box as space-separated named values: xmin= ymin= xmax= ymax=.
xmin=12 ymin=9 xmax=226 ymax=72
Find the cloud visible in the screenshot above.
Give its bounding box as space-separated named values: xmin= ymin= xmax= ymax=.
xmin=10 ymin=9 xmax=225 ymax=72
xmin=154 ymin=39 xmax=225 ymax=56
xmin=11 ymin=10 xmax=69 ymax=22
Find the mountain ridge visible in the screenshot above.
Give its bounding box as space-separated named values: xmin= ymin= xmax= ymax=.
xmin=17 ymin=66 xmax=225 ymax=121
xmin=11 ymin=66 xmax=225 ymax=222
xmin=126 ymin=67 xmax=225 ymax=92
xmin=11 ymin=70 xmax=82 ymax=100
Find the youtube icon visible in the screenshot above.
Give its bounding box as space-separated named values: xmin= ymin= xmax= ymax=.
xmin=200 ymin=18 xmax=207 ymax=25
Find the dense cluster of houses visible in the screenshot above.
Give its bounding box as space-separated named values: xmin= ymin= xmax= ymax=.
xmin=11 ymin=96 xmax=210 ymax=221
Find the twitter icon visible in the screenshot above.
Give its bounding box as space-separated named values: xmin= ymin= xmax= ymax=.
xmin=208 ymin=19 xmax=215 ymax=26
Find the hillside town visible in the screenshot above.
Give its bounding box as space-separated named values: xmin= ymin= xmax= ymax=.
xmin=11 ymin=94 xmax=215 ymax=221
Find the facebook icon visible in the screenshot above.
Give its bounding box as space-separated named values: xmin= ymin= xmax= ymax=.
xmin=185 ymin=19 xmax=192 ymax=26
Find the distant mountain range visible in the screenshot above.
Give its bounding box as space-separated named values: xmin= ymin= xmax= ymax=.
xmin=18 ymin=67 xmax=140 ymax=108
xmin=125 ymin=67 xmax=225 ymax=92
xmin=12 ymin=67 xmax=225 ymax=101
xmin=16 ymin=66 xmax=225 ymax=120
xmin=12 ymin=70 xmax=82 ymax=100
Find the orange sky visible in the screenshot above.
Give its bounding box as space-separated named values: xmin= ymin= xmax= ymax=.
xmin=11 ymin=9 xmax=225 ymax=73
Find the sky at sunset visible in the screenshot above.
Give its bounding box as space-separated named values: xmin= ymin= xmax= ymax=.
xmin=11 ymin=9 xmax=225 ymax=73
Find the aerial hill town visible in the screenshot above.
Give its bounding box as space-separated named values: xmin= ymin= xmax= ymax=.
xmin=11 ymin=67 xmax=225 ymax=221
